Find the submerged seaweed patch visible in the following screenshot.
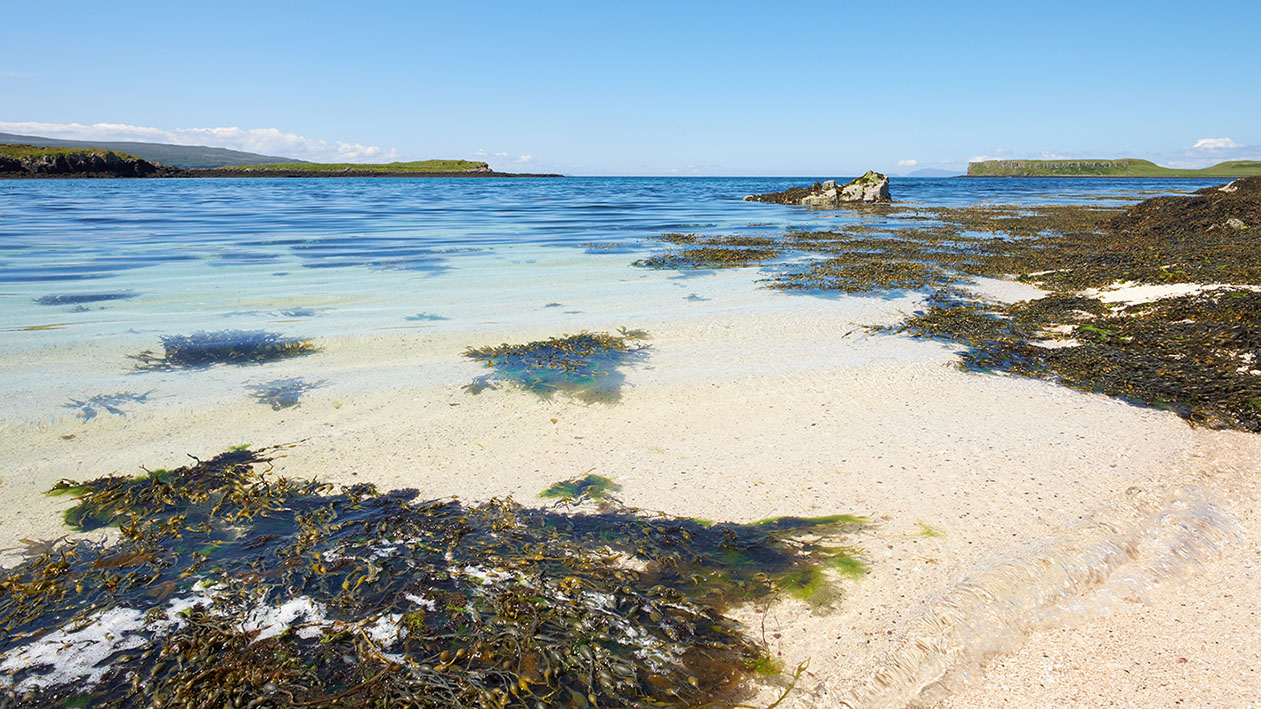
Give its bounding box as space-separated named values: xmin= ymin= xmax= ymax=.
xmin=0 ymin=448 xmax=864 ymax=707
xmin=34 ymin=292 xmax=137 ymax=306
xmin=540 ymin=474 xmax=620 ymax=503
xmin=463 ymin=331 xmax=650 ymax=402
xmin=247 ymin=377 xmax=326 ymax=410
xmin=130 ymin=330 xmax=319 ymax=370
xmin=63 ymin=392 xmax=152 ymax=421
xmin=406 ymin=312 xmax=450 ymax=322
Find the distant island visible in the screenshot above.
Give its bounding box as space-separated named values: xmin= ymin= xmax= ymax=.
xmin=0 ymin=143 xmax=560 ymax=179
xmin=0 ymin=130 xmax=301 ymax=168
xmin=199 ymin=160 xmax=561 ymax=178
xmin=967 ymin=158 xmax=1261 ymax=178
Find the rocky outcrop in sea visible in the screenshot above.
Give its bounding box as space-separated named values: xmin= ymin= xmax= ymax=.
xmin=744 ymin=171 xmax=892 ymax=206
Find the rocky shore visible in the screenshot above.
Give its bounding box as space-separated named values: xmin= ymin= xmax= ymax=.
xmin=744 ymin=170 xmax=891 ymax=205
xmin=0 ymin=147 xmax=170 ymax=178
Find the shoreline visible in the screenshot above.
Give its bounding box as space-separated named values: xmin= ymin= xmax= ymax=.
xmin=0 ymin=169 xmax=564 ymax=179
xmin=1 ymin=178 xmax=1257 ymax=706
xmin=2 ymin=277 xmax=1258 ymax=706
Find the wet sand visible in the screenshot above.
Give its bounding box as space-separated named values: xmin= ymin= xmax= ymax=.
xmin=0 ymin=275 xmax=1257 ymax=706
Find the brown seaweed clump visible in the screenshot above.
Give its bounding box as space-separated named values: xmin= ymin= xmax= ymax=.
xmin=634 ymin=246 xmax=782 ymax=270
xmin=130 ymin=330 xmax=319 ymax=370
xmin=893 ymin=288 xmax=1261 ymax=431
xmin=1110 ymin=176 xmax=1261 ymax=237
xmin=463 ymin=330 xmax=650 ymax=402
xmin=0 ymin=448 xmax=865 ymax=707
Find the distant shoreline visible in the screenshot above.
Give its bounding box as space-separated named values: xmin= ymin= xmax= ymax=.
xmin=960 ymin=174 xmax=1229 ymax=179
xmin=0 ymin=169 xmax=564 ymax=179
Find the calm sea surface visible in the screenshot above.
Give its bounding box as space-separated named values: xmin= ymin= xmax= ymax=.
xmin=0 ymin=176 xmax=1226 ymax=423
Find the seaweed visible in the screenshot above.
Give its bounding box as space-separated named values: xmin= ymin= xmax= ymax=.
xmin=406 ymin=312 xmax=450 ymax=322
xmin=539 ymin=474 xmax=620 ymax=503
xmin=634 ymin=177 xmax=1261 ymax=431
xmin=63 ymin=392 xmax=152 ymax=421
xmin=463 ymin=331 xmax=650 ymax=403
xmin=893 ymin=288 xmax=1261 ymax=431
xmin=634 ymin=246 xmax=781 ymax=270
xmin=34 ymin=292 xmax=137 ymax=306
xmin=129 ymin=330 xmax=319 ymax=370
xmin=769 ymin=258 xmax=953 ymax=294
xmin=247 ymin=377 xmax=326 ymax=410
xmin=0 ymin=448 xmax=865 ymax=707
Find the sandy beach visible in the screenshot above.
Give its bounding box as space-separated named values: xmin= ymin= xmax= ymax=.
xmin=3 ymin=268 xmax=1256 ymax=706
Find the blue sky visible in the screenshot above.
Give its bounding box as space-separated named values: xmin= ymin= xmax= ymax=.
xmin=3 ymin=0 xmax=1258 ymax=175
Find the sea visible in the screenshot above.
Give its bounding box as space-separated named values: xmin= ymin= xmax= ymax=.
xmin=0 ymin=175 xmax=1224 ymax=426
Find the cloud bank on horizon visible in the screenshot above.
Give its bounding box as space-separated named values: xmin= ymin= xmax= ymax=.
xmin=0 ymin=121 xmax=400 ymax=163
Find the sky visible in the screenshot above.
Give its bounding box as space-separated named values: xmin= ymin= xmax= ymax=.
xmin=2 ymin=0 xmax=1259 ymax=175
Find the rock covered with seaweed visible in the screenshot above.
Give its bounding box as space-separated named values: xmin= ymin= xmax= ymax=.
xmin=0 ymin=448 xmax=864 ymax=707
xmin=743 ymin=171 xmax=892 ymax=206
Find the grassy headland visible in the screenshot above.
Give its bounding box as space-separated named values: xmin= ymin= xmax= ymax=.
xmin=967 ymin=158 xmax=1261 ymax=178
xmin=0 ymin=144 xmax=145 ymax=161
xmin=212 ymin=159 xmax=491 ymax=173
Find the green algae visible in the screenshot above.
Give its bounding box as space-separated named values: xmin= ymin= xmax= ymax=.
xmin=540 ymin=474 xmax=620 ymax=502
xmin=463 ymin=331 xmax=650 ymax=402
xmin=1 ymin=448 xmax=867 ymax=707
xmin=915 ymin=522 xmax=943 ymax=538
xmin=130 ymin=330 xmax=319 ymax=370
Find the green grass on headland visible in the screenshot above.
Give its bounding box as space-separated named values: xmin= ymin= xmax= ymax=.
xmin=213 ymin=159 xmax=490 ymax=173
xmin=0 ymin=143 xmax=144 ymax=161
xmin=967 ymin=158 xmax=1261 ymax=178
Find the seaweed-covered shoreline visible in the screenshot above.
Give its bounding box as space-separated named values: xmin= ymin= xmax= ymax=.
xmin=639 ymin=177 xmax=1261 ymax=431
xmin=0 ymin=448 xmax=862 ymax=706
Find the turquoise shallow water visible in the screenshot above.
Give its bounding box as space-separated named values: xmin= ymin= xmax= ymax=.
xmin=0 ymin=175 xmax=1226 ymax=423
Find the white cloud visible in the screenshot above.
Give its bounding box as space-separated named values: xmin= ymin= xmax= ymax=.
xmin=896 ymin=159 xmax=918 ymax=167
xmin=476 ymin=148 xmax=534 ymax=165
xmin=1192 ymin=137 xmax=1241 ymax=150
xmin=968 ymin=149 xmax=1009 ymax=163
xmin=0 ymin=121 xmax=399 ymax=162
xmin=1161 ymin=137 xmax=1261 ymax=168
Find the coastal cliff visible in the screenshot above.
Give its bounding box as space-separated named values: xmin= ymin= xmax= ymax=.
xmin=0 ymin=145 xmax=169 ymax=177
xmin=967 ymin=158 xmax=1261 ymax=178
